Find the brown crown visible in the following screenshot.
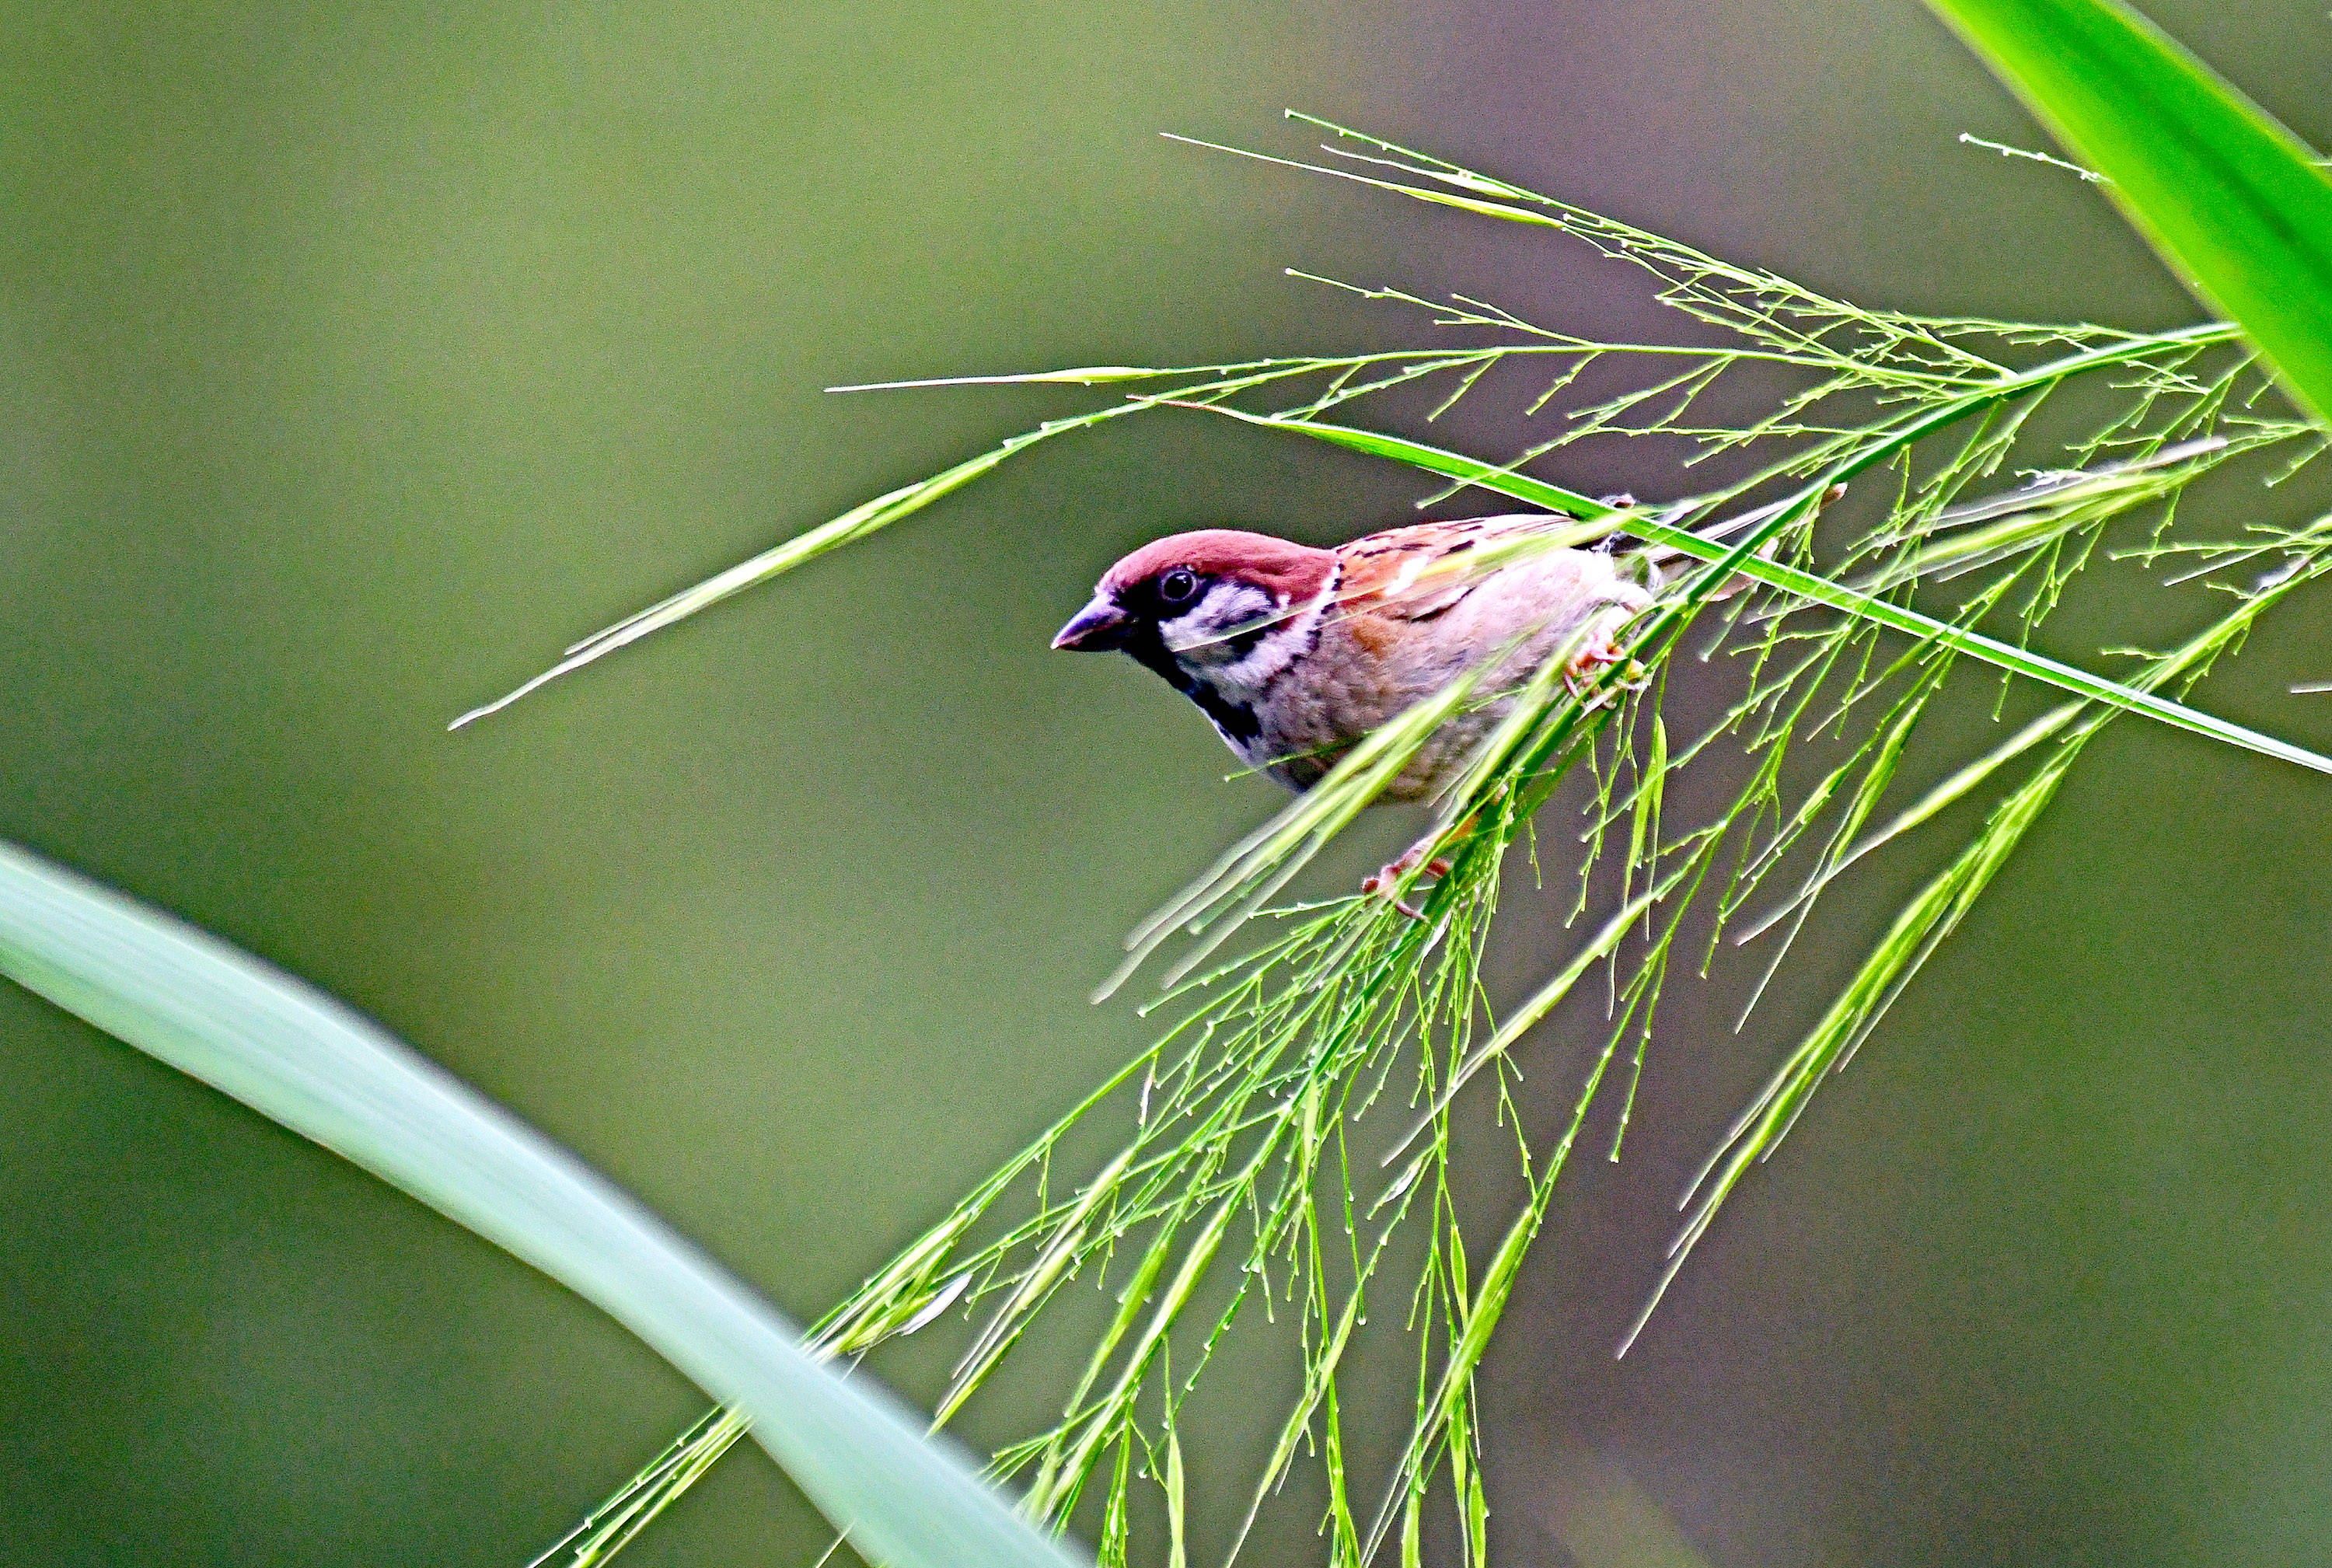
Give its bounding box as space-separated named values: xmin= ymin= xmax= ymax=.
xmin=1098 ymin=529 xmax=1336 ymax=605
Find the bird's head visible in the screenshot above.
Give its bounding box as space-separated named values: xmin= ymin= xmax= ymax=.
xmin=1055 ymin=528 xmax=1335 ymax=671
xmin=1052 ymin=529 xmax=1339 ymax=741
xmin=1053 ymin=529 xmax=1335 ymax=655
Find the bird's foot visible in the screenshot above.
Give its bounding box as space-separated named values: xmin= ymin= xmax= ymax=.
xmin=1362 ymin=843 xmax=1454 ymax=921
xmin=1563 ymin=637 xmax=1648 ymax=707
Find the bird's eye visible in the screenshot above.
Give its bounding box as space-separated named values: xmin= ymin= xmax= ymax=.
xmin=1157 ymin=568 xmax=1200 ymax=606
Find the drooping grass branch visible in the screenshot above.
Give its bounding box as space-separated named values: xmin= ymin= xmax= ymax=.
xmin=501 ymin=120 xmax=2330 ymax=1568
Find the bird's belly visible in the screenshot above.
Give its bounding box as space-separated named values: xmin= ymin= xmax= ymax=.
xmin=1248 ymin=673 xmax=1505 ymax=801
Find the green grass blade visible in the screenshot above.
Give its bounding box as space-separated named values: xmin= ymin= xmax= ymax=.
xmin=449 ymin=352 xmax=1385 ymax=728
xmin=449 ymin=444 xmax=1019 ymax=729
xmin=0 ymin=843 xmax=1085 ymax=1568
xmin=1172 ymin=403 xmax=2332 ymax=777
xmin=1161 ymin=133 xmax=1567 ymax=231
xmin=1922 ymin=0 xmax=2332 ymax=422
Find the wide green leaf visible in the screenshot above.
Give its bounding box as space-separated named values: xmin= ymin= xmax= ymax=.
xmin=0 ymin=842 xmax=1083 ymax=1568
xmin=1922 ymin=0 xmax=2332 ymax=422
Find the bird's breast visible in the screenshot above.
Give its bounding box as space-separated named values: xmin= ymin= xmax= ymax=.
xmin=1248 ymin=546 xmax=1652 ymax=801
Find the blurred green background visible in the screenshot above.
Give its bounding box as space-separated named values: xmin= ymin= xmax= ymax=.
xmin=3 ymin=1 xmax=2330 ymax=1564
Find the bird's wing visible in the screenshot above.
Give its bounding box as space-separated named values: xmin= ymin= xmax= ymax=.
xmin=1334 ymin=515 xmax=1572 ymax=621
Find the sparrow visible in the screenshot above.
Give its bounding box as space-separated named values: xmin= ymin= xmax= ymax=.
xmin=1052 ymin=512 xmax=1662 ymax=911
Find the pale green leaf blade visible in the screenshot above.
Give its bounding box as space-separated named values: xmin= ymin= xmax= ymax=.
xmin=0 ymin=843 xmax=1084 ymax=1568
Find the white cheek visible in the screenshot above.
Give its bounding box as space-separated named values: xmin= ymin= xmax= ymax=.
xmin=1160 ymin=584 xmax=1271 ymax=655
xmin=1158 ymin=615 xmax=1210 ymax=655
xmin=1193 ymin=592 xmax=1331 ymax=703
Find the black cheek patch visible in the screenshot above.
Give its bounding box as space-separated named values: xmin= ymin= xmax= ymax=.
xmin=1219 ymin=616 xmax=1272 ymax=659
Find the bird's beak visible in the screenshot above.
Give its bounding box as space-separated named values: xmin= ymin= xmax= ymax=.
xmin=1052 ymin=595 xmax=1132 ymax=651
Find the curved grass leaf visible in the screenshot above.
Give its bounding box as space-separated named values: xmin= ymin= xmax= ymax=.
xmin=1922 ymin=0 xmax=2332 ymax=422
xmin=0 ymin=843 xmax=1085 ymax=1568
xmin=450 ymin=354 xmax=1397 ymax=728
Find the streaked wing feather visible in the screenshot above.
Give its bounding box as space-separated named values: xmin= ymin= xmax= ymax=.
xmin=1334 ymin=515 xmax=1571 ymax=621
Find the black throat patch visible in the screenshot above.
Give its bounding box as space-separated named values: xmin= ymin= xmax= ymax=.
xmin=1122 ymin=629 xmax=1262 ymax=744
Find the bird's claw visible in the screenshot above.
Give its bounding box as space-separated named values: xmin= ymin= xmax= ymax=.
xmin=1363 ymin=851 xmax=1454 ymax=920
xmin=1563 ymin=637 xmax=1648 ymax=708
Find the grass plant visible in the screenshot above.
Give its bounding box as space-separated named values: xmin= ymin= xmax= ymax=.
xmin=5 ymin=2 xmax=2320 ymax=1564
xmin=499 ymin=101 xmax=2332 ymax=1568
xmin=0 ymin=846 xmax=1079 ymax=1568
